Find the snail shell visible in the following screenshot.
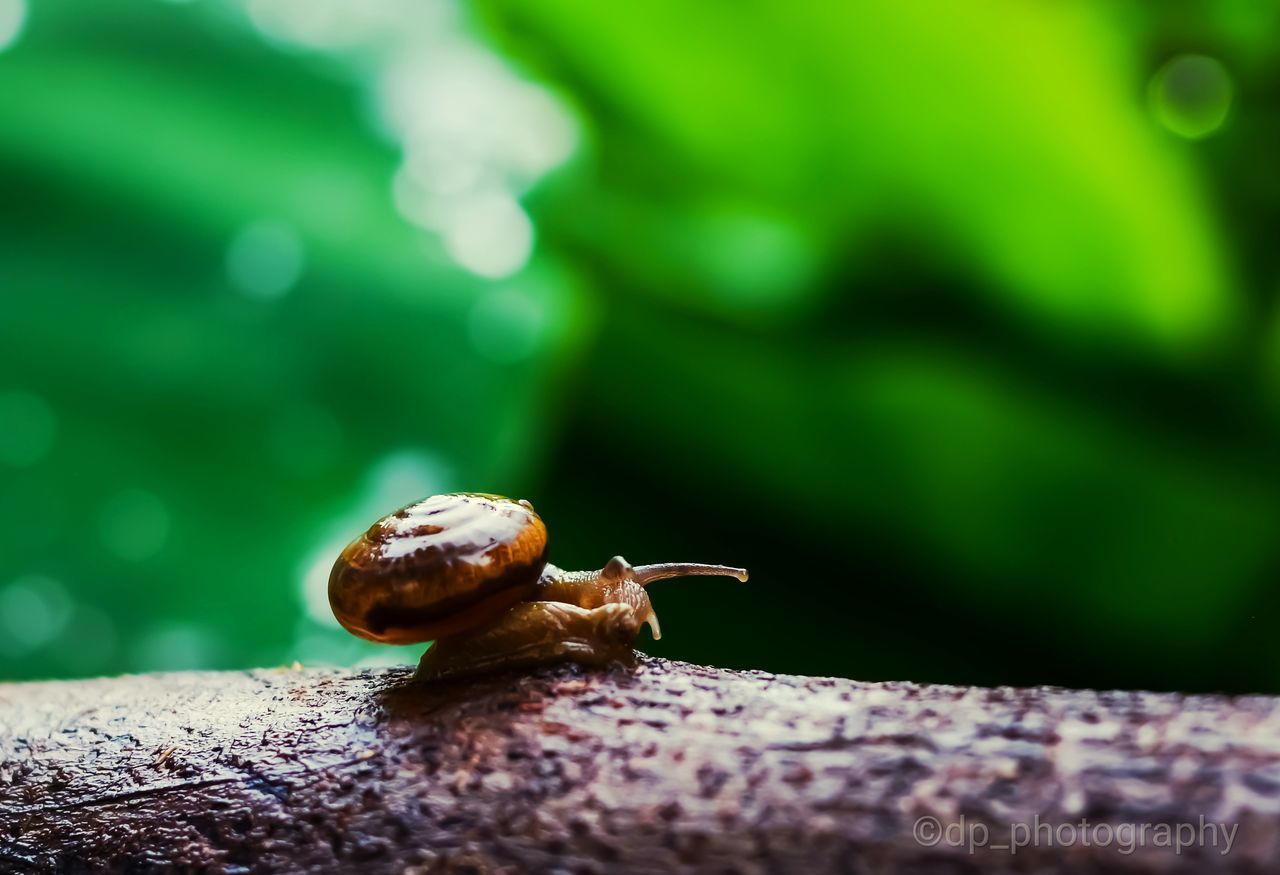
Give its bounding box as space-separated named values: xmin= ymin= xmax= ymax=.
xmin=328 ymin=493 xmax=548 ymax=644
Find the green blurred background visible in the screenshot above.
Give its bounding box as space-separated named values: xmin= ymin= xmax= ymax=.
xmin=3 ymin=0 xmax=1279 ymax=693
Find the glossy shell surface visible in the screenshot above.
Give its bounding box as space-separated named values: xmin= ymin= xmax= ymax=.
xmin=328 ymin=493 xmax=547 ymax=644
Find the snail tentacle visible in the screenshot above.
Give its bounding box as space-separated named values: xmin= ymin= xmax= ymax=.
xmin=628 ymin=562 xmax=749 ymax=586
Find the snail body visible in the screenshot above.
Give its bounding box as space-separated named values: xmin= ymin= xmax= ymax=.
xmin=328 ymin=493 xmax=747 ymax=680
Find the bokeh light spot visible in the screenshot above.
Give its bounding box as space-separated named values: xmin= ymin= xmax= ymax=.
xmin=0 ymin=390 xmax=56 ymax=467
xmin=442 ymin=193 xmax=534 ymax=279
xmin=298 ymin=539 xmax=348 ymax=627
xmin=0 ymin=576 xmax=72 ymax=655
xmin=391 ymin=166 xmax=442 ymax=230
xmin=292 ymin=627 xmax=347 ymax=666
xmin=404 ymin=147 xmax=485 ymax=199
xmin=1149 ymin=54 xmax=1233 ymax=140
xmin=377 ymin=47 xmax=578 ymax=194
xmin=360 ymin=450 xmax=453 ymax=522
xmin=226 ymin=219 xmax=305 ymax=298
xmin=0 ymin=0 xmax=26 ymax=53
xmin=689 ymin=209 xmax=816 ymax=313
xmin=503 ymin=87 xmax=579 ymax=180
xmin=131 ymin=622 xmax=224 ymax=671
xmin=247 ymin=0 xmax=417 ymax=50
xmin=467 ymin=287 xmax=545 ymax=364
xmin=99 ymin=489 xmax=171 ymax=561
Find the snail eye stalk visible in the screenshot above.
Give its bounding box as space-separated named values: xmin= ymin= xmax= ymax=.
xmin=629 ymin=563 xmax=749 ymax=586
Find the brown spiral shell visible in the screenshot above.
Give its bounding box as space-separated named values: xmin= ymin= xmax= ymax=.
xmin=328 ymin=493 xmax=548 ymax=644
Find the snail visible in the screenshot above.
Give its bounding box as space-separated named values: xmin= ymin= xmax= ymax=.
xmin=328 ymin=493 xmax=747 ymax=680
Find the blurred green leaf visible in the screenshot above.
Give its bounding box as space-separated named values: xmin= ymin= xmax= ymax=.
xmin=485 ymin=0 xmax=1236 ymax=351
